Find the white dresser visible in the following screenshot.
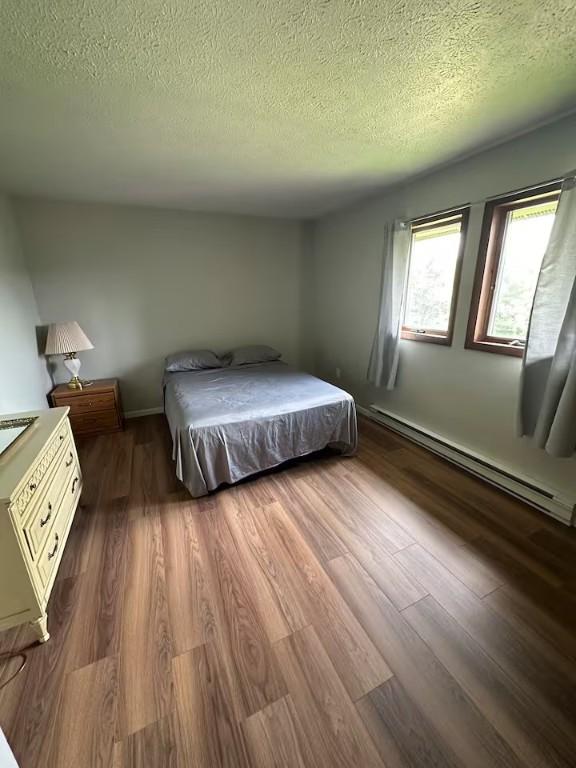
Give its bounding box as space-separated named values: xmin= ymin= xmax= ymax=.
xmin=0 ymin=408 xmax=82 ymax=643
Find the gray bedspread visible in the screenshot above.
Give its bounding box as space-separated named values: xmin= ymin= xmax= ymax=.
xmin=163 ymin=361 xmax=357 ymax=497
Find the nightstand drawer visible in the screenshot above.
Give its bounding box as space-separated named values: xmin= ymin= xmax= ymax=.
xmin=22 ymin=445 xmax=77 ymax=557
xmin=70 ymin=409 xmax=120 ymax=435
xmin=57 ymin=391 xmax=116 ymax=415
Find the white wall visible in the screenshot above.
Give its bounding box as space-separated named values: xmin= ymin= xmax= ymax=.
xmin=15 ymin=201 xmax=303 ymax=412
xmin=310 ymin=113 xmax=576 ymax=499
xmin=0 ymin=195 xmax=49 ymax=414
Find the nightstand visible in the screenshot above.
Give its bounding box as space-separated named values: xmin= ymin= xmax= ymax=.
xmin=49 ymin=378 xmax=123 ymax=437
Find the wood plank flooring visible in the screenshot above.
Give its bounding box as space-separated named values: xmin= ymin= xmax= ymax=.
xmin=1 ymin=414 xmax=576 ymax=767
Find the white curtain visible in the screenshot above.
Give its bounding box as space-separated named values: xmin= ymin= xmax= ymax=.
xmin=519 ymin=177 xmax=576 ymax=457
xmin=367 ymin=220 xmax=411 ymax=389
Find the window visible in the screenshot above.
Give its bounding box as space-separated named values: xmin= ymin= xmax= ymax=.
xmin=402 ymin=208 xmax=468 ymax=345
xmin=466 ymin=184 xmax=560 ymax=356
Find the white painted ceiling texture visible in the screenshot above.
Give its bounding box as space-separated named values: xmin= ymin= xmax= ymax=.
xmin=1 ymin=1 xmax=576 ymax=216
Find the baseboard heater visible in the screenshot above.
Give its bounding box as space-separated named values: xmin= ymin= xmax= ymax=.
xmin=358 ymin=405 xmax=575 ymax=526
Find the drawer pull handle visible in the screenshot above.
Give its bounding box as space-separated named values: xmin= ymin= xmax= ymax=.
xmin=47 ymin=533 xmax=59 ymax=561
xmin=65 ymin=452 xmax=73 ymax=467
xmin=71 ymin=477 xmax=79 ymax=494
xmin=59 ymin=434 xmax=64 ymax=441
xmin=40 ymin=503 xmax=53 ymax=527
xmin=29 ymin=482 xmax=37 ymax=491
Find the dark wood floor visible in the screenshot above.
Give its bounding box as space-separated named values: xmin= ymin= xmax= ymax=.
xmin=1 ymin=415 xmax=576 ymax=767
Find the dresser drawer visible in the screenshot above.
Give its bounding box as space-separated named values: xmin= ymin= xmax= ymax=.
xmin=59 ymin=391 xmax=116 ymax=415
xmin=10 ymin=421 xmax=71 ymax=519
xmin=36 ymin=468 xmax=82 ymax=589
xmin=70 ymin=409 xmax=120 ymax=435
xmin=22 ymin=446 xmax=77 ymax=557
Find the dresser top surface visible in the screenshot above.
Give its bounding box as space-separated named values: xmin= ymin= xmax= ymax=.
xmin=0 ymin=408 xmax=69 ymax=501
xmin=51 ymin=378 xmax=118 ymax=398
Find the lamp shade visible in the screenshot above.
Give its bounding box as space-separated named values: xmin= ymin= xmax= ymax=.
xmin=45 ymin=321 xmax=94 ymax=355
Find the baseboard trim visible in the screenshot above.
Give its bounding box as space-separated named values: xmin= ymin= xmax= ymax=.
xmin=124 ymin=407 xmax=164 ymax=419
xmin=357 ymin=404 xmax=575 ymax=526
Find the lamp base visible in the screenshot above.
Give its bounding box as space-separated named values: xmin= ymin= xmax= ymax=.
xmin=67 ymin=377 xmax=94 ymax=390
xmin=63 ymin=353 xmax=93 ymax=390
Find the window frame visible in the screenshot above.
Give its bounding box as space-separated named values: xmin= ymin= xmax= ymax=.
xmin=465 ymin=183 xmax=561 ymax=357
xmin=401 ymin=206 xmax=469 ymax=346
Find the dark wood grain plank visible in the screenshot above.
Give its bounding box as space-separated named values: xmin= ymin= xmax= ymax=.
xmin=106 ymin=431 xmax=134 ymax=499
xmin=308 ymin=461 xmax=416 ymax=553
xmin=197 ymin=506 xmax=287 ymax=718
xmin=113 ymin=714 xmax=178 ymax=768
xmin=404 ymin=462 xmax=543 ymax=539
xmin=474 ymin=531 xmax=568 ymax=588
xmin=483 ymin=583 xmax=576 ymax=664
xmin=126 ymin=441 xmax=160 ymax=521
xmin=68 ymin=497 xmax=129 ymax=670
xmin=357 ymin=677 xmax=462 ymax=768
xmin=126 ymin=413 xmax=164 ymax=447
xmin=244 ymin=695 xmax=320 ymax=768
xmin=328 ymin=554 xmax=524 ymax=768
xmin=528 ymin=526 xmax=576 ymax=562
xmin=58 ymin=436 xmax=110 ymax=578
xmin=274 ymin=626 xmax=385 ymax=768
xmin=293 ymin=469 xmax=427 ymax=610
xmin=223 ymin=490 xmax=308 ymax=641
xmin=162 ymin=496 xmax=217 ymax=655
xmin=404 ymin=595 xmax=575 ymax=768
xmin=406 ymin=450 xmax=554 ymax=536
xmin=76 ymin=434 xmax=110 ymax=507
xmin=356 ymin=415 xmax=407 ymax=450
xmin=341 ymin=456 xmax=471 ymax=547
xmin=357 ymin=443 xmax=486 ymax=543
xmin=266 ymin=470 xmax=349 ymax=562
xmin=395 ymin=544 xmax=576 ymax=745
xmin=0 ymin=576 xmax=84 ymax=766
xmin=258 ymin=501 xmax=392 ymax=700
xmin=173 ymin=643 xmax=250 ymax=768
xmin=340 ymin=460 xmax=502 ymax=597
xmin=467 ymin=534 xmax=564 ymax=594
xmin=46 ymin=656 xmax=118 ymax=767
xmin=117 ymin=512 xmax=173 ymax=738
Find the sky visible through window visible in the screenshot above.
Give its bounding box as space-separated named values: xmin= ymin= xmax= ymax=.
xmin=488 ymin=201 xmax=557 ymax=340
xmin=404 ymin=227 xmax=461 ymax=333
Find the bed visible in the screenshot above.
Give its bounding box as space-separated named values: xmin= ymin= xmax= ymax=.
xmin=164 ymin=360 xmax=357 ymax=497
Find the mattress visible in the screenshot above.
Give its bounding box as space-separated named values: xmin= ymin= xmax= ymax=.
xmin=163 ymin=361 xmax=357 ymax=497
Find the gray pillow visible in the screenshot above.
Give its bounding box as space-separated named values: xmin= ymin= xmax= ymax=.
xmin=226 ymin=345 xmax=282 ymax=366
xmin=165 ymin=349 xmax=223 ymax=372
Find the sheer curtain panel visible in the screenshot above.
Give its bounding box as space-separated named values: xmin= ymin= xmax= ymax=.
xmin=367 ymin=221 xmax=411 ymax=389
xmin=519 ymin=177 xmax=576 ymax=457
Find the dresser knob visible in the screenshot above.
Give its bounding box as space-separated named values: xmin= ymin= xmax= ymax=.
xmin=65 ymin=452 xmax=73 ymax=467
xmin=29 ymin=482 xmax=37 ymax=491
xmin=71 ymin=477 xmax=79 ymax=494
xmin=59 ymin=434 xmax=64 ymax=441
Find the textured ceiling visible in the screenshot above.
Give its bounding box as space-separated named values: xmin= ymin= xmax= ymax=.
xmin=1 ymin=1 xmax=576 ymax=217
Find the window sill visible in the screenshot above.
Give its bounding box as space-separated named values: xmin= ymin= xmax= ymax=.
xmin=401 ymin=330 xmax=451 ymax=346
xmin=465 ymin=339 xmax=524 ymax=357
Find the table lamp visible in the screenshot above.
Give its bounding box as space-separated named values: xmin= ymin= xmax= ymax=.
xmin=45 ymin=321 xmax=94 ymax=390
